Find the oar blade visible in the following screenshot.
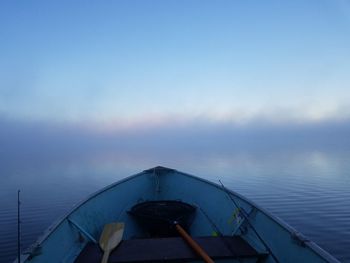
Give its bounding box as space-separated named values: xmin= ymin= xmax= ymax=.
xmin=99 ymin=222 xmax=124 ymax=251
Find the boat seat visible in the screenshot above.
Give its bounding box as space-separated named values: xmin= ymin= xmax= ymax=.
xmin=75 ymin=236 xmax=268 ymax=262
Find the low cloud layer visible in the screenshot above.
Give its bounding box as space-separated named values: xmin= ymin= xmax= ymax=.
xmin=1 ymin=116 xmax=349 ymax=162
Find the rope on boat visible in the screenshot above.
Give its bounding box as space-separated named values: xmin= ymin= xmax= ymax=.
xmin=68 ymin=218 xmax=97 ymax=244
xmin=219 ymin=180 xmax=281 ymax=263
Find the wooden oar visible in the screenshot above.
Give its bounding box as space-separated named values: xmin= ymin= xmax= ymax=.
xmin=175 ymin=223 xmax=215 ymax=263
xmin=99 ymin=222 xmax=124 ymax=263
xmin=129 ymin=201 xmax=214 ymax=263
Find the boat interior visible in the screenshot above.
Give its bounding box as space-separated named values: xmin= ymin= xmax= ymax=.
xmin=75 ymin=200 xmax=268 ymax=263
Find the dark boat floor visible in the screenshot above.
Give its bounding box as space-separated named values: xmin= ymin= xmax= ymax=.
xmin=75 ymin=236 xmax=267 ymax=263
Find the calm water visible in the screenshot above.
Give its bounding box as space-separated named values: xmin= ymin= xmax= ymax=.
xmin=1 ymin=150 xmax=350 ymax=262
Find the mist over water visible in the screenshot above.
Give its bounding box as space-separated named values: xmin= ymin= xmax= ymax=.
xmin=1 ymin=1 xmax=350 ymax=262
xmin=1 ymin=118 xmax=350 ymax=262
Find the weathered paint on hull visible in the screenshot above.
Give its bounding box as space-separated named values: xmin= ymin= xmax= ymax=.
xmin=17 ymin=167 xmax=340 ymax=263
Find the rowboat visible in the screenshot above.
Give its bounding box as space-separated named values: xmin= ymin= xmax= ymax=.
xmin=17 ymin=166 xmax=340 ymax=263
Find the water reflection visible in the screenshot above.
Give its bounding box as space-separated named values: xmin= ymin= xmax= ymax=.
xmin=0 ymin=149 xmax=350 ymax=262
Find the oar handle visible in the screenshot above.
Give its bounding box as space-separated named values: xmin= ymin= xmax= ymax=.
xmin=175 ymin=224 xmax=215 ymax=263
xmin=101 ymin=250 xmax=110 ymax=263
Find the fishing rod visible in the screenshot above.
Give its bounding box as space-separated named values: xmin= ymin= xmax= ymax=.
xmin=219 ymin=180 xmax=280 ymax=263
xmin=196 ymin=204 xmax=243 ymax=263
xmin=18 ymin=189 xmax=21 ymax=263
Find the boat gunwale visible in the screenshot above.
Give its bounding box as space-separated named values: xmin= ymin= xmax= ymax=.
xmin=18 ymin=171 xmax=146 ymax=263
xmin=176 ymin=170 xmax=341 ymax=263
xmin=18 ymin=167 xmax=341 ymax=263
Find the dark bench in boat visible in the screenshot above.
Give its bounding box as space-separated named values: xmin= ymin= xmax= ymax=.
xmin=75 ymin=236 xmax=268 ymax=262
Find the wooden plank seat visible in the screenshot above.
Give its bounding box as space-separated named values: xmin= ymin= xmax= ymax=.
xmin=75 ymin=236 xmax=267 ymax=262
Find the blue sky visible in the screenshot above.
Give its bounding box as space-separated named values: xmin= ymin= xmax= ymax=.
xmin=0 ymin=0 xmax=350 ymax=127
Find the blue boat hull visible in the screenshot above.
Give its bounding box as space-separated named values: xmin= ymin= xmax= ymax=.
xmin=17 ymin=167 xmax=340 ymax=263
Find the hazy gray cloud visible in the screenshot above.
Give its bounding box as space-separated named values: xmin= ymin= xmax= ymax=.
xmin=1 ymin=116 xmax=350 ymax=160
